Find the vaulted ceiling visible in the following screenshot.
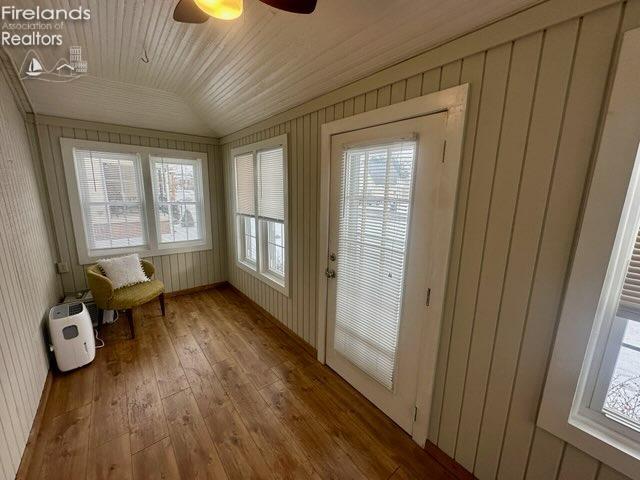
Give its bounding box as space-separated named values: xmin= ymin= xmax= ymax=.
xmin=7 ymin=0 xmax=537 ymax=137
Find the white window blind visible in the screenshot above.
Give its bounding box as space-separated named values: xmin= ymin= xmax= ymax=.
xmin=235 ymin=153 xmax=255 ymax=216
xmin=619 ymin=230 xmax=640 ymax=320
xmin=73 ymin=148 xmax=147 ymax=251
xmin=151 ymin=156 xmax=203 ymax=244
xmin=258 ymin=147 xmax=285 ymax=221
xmin=333 ymin=140 xmax=417 ymax=390
xmin=231 ymin=135 xmax=288 ymax=293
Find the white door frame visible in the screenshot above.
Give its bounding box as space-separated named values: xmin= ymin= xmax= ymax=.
xmin=316 ymin=84 xmax=469 ymax=445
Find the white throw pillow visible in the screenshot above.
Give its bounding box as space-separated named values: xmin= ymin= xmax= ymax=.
xmin=98 ymin=254 xmax=149 ymax=289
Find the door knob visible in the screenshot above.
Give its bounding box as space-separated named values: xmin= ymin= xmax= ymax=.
xmin=325 ymin=268 xmax=336 ymax=279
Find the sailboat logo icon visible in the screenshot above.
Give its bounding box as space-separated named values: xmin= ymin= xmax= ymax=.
xmin=19 ymin=48 xmax=88 ymax=83
xmin=25 ymin=57 xmax=44 ymax=77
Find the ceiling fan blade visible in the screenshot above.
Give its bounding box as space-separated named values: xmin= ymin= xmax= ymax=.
xmin=258 ymin=0 xmax=317 ymax=14
xmin=173 ymin=0 xmax=209 ymax=23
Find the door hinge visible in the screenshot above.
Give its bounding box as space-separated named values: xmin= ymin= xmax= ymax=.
xmin=426 ymin=288 xmax=431 ymax=306
xmin=414 ymin=406 xmax=418 ymax=421
xmin=442 ymin=140 xmax=447 ymax=163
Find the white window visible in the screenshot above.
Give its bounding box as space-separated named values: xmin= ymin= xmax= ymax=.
xmin=234 ymin=152 xmax=257 ymax=266
xmin=538 ymin=28 xmax=640 ymax=480
xmin=231 ymin=134 xmax=288 ymax=294
xmin=61 ymin=138 xmax=212 ymax=264
xmin=243 ymin=216 xmax=257 ymax=263
xmin=151 ymin=156 xmax=204 ymax=244
xmin=592 ymin=231 xmax=640 ymax=432
xmin=72 ymin=149 xmax=147 ymax=251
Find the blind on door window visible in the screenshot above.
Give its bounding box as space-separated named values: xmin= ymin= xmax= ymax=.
xmin=333 ymin=140 xmax=417 ymax=390
xmin=258 ymin=147 xmax=285 ymax=221
xmin=618 ymin=230 xmax=640 ymax=321
xmin=151 ymin=156 xmax=203 ymax=244
xmin=235 ymin=153 xmax=255 ymax=215
xmin=73 ymin=148 xmax=146 ymax=251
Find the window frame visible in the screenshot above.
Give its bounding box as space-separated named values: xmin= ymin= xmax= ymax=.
xmin=591 ymin=312 xmax=640 ymax=441
xmin=150 ymin=155 xmax=206 ymax=248
xmin=73 ymin=148 xmax=148 ymax=252
xmin=237 ymin=214 xmax=257 ymax=267
xmin=231 ymin=134 xmax=289 ymax=296
xmin=262 ymin=218 xmax=285 ymax=279
xmin=61 ymin=137 xmax=212 ymax=264
xmin=538 ymin=27 xmax=640 ymax=480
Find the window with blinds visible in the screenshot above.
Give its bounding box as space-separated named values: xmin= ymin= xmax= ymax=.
xmin=231 ymin=135 xmax=288 ymax=293
xmin=73 ymin=148 xmax=147 ymax=251
xmin=333 ymin=140 xmax=417 ymax=390
xmin=235 ymin=153 xmax=255 ymax=216
xmin=151 ymin=156 xmax=204 ymax=244
xmin=600 ymin=228 xmax=640 ymax=427
xmin=618 ymin=230 xmax=640 ymax=320
xmin=62 ymin=138 xmax=211 ymax=264
xmin=258 ymin=148 xmax=285 ymax=278
xmin=234 ymin=152 xmax=257 ymax=266
xmin=258 ymin=148 xmax=285 ymax=221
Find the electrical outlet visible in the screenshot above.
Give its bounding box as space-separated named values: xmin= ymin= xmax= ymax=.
xmin=56 ymin=262 xmax=69 ymax=274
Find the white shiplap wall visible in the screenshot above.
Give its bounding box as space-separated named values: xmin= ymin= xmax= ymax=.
xmin=35 ymin=117 xmax=227 ymax=295
xmin=221 ymin=1 xmax=640 ymax=479
xmin=0 ymin=62 xmax=61 ymax=479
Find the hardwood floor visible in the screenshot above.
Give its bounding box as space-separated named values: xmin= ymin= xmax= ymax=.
xmin=23 ymin=286 xmax=455 ymax=480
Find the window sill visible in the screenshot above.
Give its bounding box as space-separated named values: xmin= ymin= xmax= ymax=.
xmin=81 ymin=240 xmax=212 ymax=264
xmin=235 ymin=259 xmax=289 ymax=297
xmin=538 ymin=399 xmax=640 ymax=479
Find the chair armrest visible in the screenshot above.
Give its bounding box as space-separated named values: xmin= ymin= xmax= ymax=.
xmin=87 ymin=267 xmax=114 ymax=309
xmin=141 ymin=259 xmax=155 ymax=279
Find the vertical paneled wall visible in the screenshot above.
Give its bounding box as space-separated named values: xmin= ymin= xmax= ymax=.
xmin=0 ymin=67 xmax=61 ymax=479
xmin=221 ymin=1 xmax=639 ymax=479
xmin=35 ymin=120 xmax=227 ymax=294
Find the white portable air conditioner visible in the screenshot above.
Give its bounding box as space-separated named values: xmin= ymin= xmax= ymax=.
xmin=48 ymin=303 xmax=96 ymax=372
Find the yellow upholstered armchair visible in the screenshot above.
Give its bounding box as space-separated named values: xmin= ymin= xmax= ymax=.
xmin=87 ymin=259 xmax=165 ymax=338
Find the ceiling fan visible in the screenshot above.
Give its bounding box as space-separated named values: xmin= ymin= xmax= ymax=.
xmin=173 ymin=0 xmax=317 ymax=23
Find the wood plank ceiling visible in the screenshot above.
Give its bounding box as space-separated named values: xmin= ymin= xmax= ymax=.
xmin=6 ymin=0 xmax=537 ymax=136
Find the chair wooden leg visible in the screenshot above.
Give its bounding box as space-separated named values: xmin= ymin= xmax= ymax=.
xmin=126 ymin=309 xmax=135 ymax=339
xmin=159 ymin=292 xmax=166 ymax=317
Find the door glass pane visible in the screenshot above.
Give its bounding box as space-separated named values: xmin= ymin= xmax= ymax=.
xmin=333 ymin=140 xmax=417 ymax=390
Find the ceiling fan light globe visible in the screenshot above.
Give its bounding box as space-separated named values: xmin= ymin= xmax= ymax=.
xmin=194 ymin=0 xmax=243 ymax=20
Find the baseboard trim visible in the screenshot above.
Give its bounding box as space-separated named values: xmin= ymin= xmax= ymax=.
xmin=165 ymin=281 xmax=227 ymax=298
xmin=424 ymin=440 xmax=477 ymax=480
xmin=16 ymin=370 xmax=52 ymax=479
xmin=226 ymin=284 xmax=318 ymax=358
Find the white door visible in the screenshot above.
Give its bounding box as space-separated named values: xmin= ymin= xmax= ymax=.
xmin=325 ymin=113 xmax=448 ymax=433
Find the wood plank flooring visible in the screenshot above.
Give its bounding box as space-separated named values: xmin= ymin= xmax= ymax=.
xmin=23 ymin=286 xmax=455 ymax=480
